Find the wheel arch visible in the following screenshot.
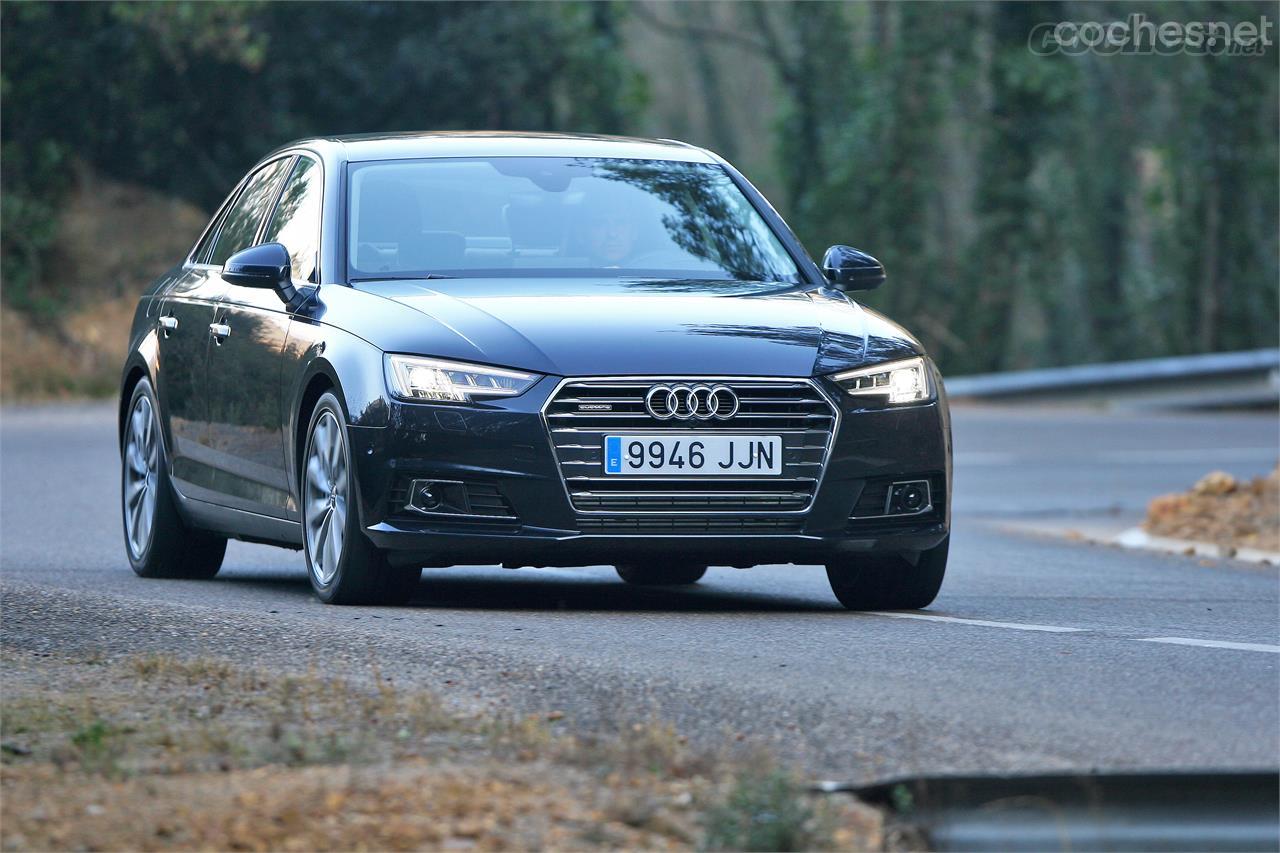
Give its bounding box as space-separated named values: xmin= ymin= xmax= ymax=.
xmin=292 ymin=365 xmax=342 ymax=495
xmin=118 ymin=357 xmax=155 ymax=453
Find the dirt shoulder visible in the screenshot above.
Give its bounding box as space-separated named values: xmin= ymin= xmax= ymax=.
xmin=0 ymin=646 xmax=883 ymax=851
xmin=996 ymin=466 xmax=1280 ymax=566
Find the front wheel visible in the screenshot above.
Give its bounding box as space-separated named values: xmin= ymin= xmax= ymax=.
xmin=825 ymin=536 xmax=949 ymax=610
xmin=122 ymin=377 xmax=226 ymax=579
xmin=302 ymin=392 xmax=419 ymax=605
xmin=615 ymin=563 xmax=707 ymax=586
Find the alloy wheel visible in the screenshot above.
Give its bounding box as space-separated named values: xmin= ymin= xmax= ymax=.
xmin=304 ymin=411 xmax=348 ymax=586
xmin=123 ymin=394 xmax=160 ymax=560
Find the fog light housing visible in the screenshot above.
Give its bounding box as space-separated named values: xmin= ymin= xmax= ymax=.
xmin=406 ymin=479 xmax=468 ymax=515
xmin=415 ymin=484 xmax=442 ymax=510
xmin=886 ymin=480 xmax=932 ymax=516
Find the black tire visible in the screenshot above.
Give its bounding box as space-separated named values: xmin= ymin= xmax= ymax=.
xmin=825 ymin=536 xmax=949 ymax=610
xmin=122 ymin=378 xmax=226 ymax=579
xmin=302 ymin=392 xmax=419 ymax=605
xmin=615 ymin=563 xmax=708 ymax=586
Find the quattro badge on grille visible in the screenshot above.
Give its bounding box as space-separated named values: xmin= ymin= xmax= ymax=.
xmin=577 ymin=403 xmax=613 ymax=412
xmin=644 ymin=384 xmax=739 ymax=420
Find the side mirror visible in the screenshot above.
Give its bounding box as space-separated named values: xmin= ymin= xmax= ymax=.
xmin=822 ymin=245 xmax=886 ymax=292
xmin=222 ymin=242 xmax=296 ymax=304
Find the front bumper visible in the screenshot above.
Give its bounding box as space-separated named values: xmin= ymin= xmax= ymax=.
xmin=349 ymin=374 xmax=951 ymax=568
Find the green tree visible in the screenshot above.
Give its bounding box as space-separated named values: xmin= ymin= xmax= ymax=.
xmin=0 ymin=1 xmax=647 ymax=313
xmin=706 ymin=0 xmax=1278 ymax=372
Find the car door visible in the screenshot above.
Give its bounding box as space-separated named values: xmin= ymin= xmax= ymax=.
xmin=152 ymin=170 xmax=261 ymax=499
xmin=205 ymin=154 xmax=323 ymax=518
xmin=160 ymin=158 xmax=292 ymax=507
xmin=153 ymin=265 xmax=225 ymax=497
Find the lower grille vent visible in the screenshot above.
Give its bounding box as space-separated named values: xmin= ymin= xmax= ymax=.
xmin=846 ymin=474 xmax=944 ymax=533
xmin=577 ymin=516 xmax=803 ymax=534
xmin=573 ymin=484 xmax=810 ymax=512
xmin=388 ymin=479 xmax=518 ymax=524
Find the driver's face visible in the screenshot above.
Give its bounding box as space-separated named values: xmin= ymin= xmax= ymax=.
xmin=588 ymin=214 xmax=638 ymax=264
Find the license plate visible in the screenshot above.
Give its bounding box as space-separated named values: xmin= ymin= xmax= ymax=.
xmin=603 ymin=435 xmax=782 ymax=476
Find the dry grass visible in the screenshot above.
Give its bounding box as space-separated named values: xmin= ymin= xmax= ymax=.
xmin=0 ymin=647 xmax=883 ymax=851
xmin=1145 ymin=466 xmax=1280 ymax=553
xmin=0 ymin=297 xmax=133 ymax=399
xmin=0 ymin=168 xmax=208 ymax=401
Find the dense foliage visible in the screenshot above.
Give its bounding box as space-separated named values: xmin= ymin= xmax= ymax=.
xmin=696 ymin=1 xmax=1278 ymax=372
xmin=0 ymin=1 xmax=643 ymax=312
xmin=2 ymin=0 xmax=1276 ymax=373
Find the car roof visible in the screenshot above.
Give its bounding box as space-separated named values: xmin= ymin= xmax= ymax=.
xmin=274 ymin=131 xmax=718 ymax=165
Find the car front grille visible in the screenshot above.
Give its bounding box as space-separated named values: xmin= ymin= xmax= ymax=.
xmin=544 ymin=378 xmax=837 ymax=515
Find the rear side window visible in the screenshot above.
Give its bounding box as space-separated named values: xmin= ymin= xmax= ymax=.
xmin=262 ymin=156 xmax=323 ymax=284
xmin=208 ymin=158 xmax=292 ymax=267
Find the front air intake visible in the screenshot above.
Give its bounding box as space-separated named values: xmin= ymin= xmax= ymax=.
xmin=847 ymin=474 xmax=945 ymax=533
xmin=386 ymin=478 xmax=518 ymax=525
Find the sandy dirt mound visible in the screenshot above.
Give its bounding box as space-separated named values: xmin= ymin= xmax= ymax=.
xmin=1145 ymin=467 xmax=1280 ymax=553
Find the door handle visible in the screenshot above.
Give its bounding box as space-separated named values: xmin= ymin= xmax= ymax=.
xmin=158 ymin=315 xmax=178 ymax=337
xmin=209 ymin=321 xmax=231 ymax=343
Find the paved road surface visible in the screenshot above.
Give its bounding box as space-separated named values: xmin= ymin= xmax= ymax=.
xmin=2 ymin=402 xmax=1276 ymax=782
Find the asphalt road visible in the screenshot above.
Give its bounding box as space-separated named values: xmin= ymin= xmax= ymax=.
xmin=1 ymin=401 xmax=1277 ymax=782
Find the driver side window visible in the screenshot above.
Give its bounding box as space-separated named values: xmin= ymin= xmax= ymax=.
xmin=262 ymin=156 xmax=323 ymax=284
xmin=207 ymin=158 xmax=292 ymax=267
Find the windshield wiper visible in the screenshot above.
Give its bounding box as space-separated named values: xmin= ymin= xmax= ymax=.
xmin=349 ymin=274 xmax=456 ymax=283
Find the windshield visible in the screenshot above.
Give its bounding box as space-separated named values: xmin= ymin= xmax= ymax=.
xmin=346 ymin=157 xmax=803 ymax=283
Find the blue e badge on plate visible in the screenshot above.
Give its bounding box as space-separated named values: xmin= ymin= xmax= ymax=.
xmin=605 ymin=436 xmax=622 ymax=473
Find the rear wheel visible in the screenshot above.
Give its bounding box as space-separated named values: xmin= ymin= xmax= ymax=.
xmin=122 ymin=378 xmax=226 ymax=579
xmin=303 ymin=392 xmax=419 ymax=605
xmin=615 ymin=563 xmax=707 ymax=586
xmin=825 ymin=536 xmax=949 ymax=610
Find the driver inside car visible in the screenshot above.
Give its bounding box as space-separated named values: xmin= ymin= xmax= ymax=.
xmin=587 ymin=210 xmax=640 ymax=267
xmin=576 ymin=184 xmax=650 ymax=268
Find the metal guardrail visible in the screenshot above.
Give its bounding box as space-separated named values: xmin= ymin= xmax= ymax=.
xmin=826 ymin=770 xmax=1280 ymax=852
xmin=944 ymin=349 xmax=1280 ymax=409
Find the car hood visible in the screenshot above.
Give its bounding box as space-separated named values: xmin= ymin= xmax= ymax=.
xmin=350 ymin=278 xmax=921 ymax=377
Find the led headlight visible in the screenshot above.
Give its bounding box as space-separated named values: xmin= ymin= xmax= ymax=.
xmin=830 ymin=356 xmax=933 ymax=405
xmin=385 ymin=355 xmax=539 ymax=403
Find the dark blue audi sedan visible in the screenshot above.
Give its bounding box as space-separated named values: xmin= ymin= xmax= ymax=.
xmin=118 ymin=132 xmax=951 ymax=607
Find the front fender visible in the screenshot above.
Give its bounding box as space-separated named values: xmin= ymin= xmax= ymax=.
xmin=283 ymin=315 xmax=390 ymax=430
xmin=281 ymin=308 xmax=390 ymax=517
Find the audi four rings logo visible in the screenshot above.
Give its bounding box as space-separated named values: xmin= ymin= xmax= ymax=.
xmin=644 ymin=384 xmax=739 ymax=420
